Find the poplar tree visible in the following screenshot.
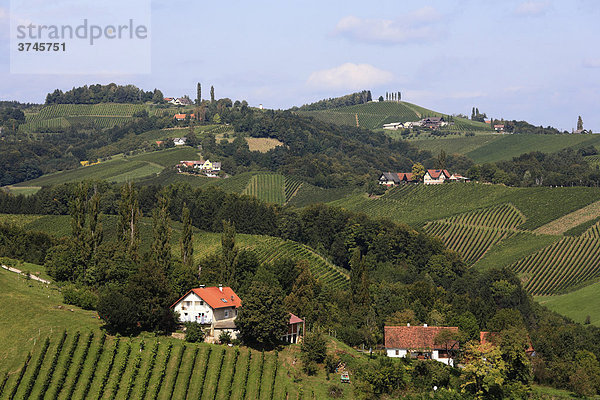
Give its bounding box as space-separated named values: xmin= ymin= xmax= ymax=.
xmin=118 ymin=182 xmax=140 ymax=261
xmin=220 ymin=220 xmax=238 ymax=285
xmin=398 ymin=91 xmax=401 ymax=101
xmin=210 ymin=86 xmax=215 ymax=103
xmin=70 ymin=182 xmax=88 ymax=245
xmin=577 ymin=116 xmax=584 ymax=131
xmin=180 ymin=203 xmax=193 ymax=268
xmin=196 ymin=83 xmax=201 ymax=105
xmin=152 ymin=192 xmax=172 ymax=268
xmin=88 ymin=186 xmax=103 ymax=257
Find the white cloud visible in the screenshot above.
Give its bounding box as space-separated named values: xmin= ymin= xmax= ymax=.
xmin=334 ymin=6 xmax=442 ymax=45
xmin=514 ymin=1 xmax=550 ymax=16
xmin=307 ymin=63 xmax=394 ymax=91
xmin=583 ymin=58 xmax=600 ymax=68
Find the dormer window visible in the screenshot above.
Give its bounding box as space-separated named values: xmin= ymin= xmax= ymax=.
xmin=221 ymin=298 xmax=228 ymax=303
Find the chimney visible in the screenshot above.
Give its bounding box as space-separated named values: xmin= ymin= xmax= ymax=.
xmin=423 ymin=323 xmax=428 ymax=327
xmin=407 ymin=323 xmax=410 ymax=327
xmin=218 ymin=284 xmax=223 ymax=292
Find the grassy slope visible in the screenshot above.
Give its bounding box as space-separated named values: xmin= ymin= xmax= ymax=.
xmin=12 ymin=147 xmax=199 ymax=187
xmin=535 ymin=281 xmax=600 ymax=326
xmin=0 ymin=269 xmax=101 ymax=372
xmin=410 ymin=133 xmax=600 ymax=163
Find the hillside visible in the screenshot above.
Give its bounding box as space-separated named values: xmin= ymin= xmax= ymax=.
xmin=327 ymin=183 xmax=600 ymax=317
xmin=0 ymin=269 xmax=356 ymax=400
xmin=297 ymin=100 xmax=490 ymax=132
xmin=409 ymin=133 xmax=600 ymax=163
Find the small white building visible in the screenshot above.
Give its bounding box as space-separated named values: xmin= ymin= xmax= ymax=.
xmin=385 ymin=325 xmax=459 ymax=366
xmin=173 ymin=137 xmax=187 ymax=146
xmin=423 ymin=169 xmax=451 ymax=185
xmin=383 ymin=122 xmax=404 ymax=130
xmin=171 ymin=286 xmax=242 ymax=340
xmin=281 ymin=313 xmax=305 ymax=344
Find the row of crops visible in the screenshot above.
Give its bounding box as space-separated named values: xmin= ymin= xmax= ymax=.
xmin=283 ymin=176 xmax=303 ymax=203
xmin=511 ymin=236 xmax=600 ymax=296
xmin=242 ymin=174 xmax=286 ymax=205
xmin=27 ymin=104 xmax=160 ymax=122
xmin=424 ymin=222 xmax=515 ymax=265
xmin=247 ymin=236 xmax=349 ymax=290
xmin=438 ymin=203 xmax=525 ymax=230
xmin=0 ymin=333 xmax=294 ymax=400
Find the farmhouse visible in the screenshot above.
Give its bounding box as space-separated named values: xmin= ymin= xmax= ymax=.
xmin=383 ymin=122 xmax=404 ymax=130
xmin=174 ymin=113 xmax=195 ymax=121
xmin=173 ymin=137 xmax=187 ymax=146
xmin=171 ymin=285 xmax=242 ymax=340
xmin=424 ymin=169 xmax=451 ymax=185
xmin=282 ymin=313 xmax=305 ymax=344
xmin=385 ymin=324 xmax=459 ymax=366
xmin=379 ymin=172 xmax=415 ymax=185
xmin=449 ymin=173 xmax=470 ymax=182
xmin=494 ymin=124 xmax=505 ymax=132
xmin=420 ymin=117 xmax=447 ymax=129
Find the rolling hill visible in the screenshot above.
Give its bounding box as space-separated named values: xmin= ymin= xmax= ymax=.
xmin=297 ymin=101 xmax=490 ymax=132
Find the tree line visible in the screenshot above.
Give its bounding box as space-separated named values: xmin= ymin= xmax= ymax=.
xmin=45 ymin=83 xmax=166 ymax=104
xmin=293 ymin=90 xmax=372 ymax=111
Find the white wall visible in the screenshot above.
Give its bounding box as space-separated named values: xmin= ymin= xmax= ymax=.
xmin=173 ymin=292 xmax=214 ymax=323
xmin=386 ymin=348 xmax=407 ymax=358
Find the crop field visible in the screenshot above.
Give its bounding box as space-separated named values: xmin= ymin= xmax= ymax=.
xmin=0 ymin=332 xmax=342 ymax=400
xmin=424 ymin=222 xmax=514 ymax=265
xmin=408 ymin=133 xmax=600 ymax=163
xmin=12 ymin=147 xmax=199 ymax=188
xmin=242 ymin=173 xmax=285 ymax=204
xmin=512 ymin=236 xmax=600 ymax=295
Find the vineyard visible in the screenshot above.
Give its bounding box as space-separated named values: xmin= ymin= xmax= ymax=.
xmin=0 ymin=333 xmax=328 ymax=400
xmin=247 ymin=236 xmax=350 ymax=290
xmin=242 ymin=174 xmax=286 ymax=204
xmin=511 ymin=236 xmax=600 ymax=295
xmin=284 ymin=176 xmax=303 ymax=203
xmin=425 ymin=223 xmax=515 ymax=265
xmin=20 ymin=103 xmax=166 ymax=132
xmin=436 ymin=204 xmax=525 ymax=230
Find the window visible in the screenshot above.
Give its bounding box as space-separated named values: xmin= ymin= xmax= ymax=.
xmin=395 ymin=350 xmax=399 ymax=356
xmin=224 ymin=310 xmax=230 ymax=318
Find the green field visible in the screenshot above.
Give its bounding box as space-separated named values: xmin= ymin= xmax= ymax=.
xmin=19 ymin=103 xmax=173 ymax=133
xmin=298 ymin=101 xmax=490 ymax=132
xmin=409 ymin=133 xmax=600 ymax=163
xmin=536 ymin=281 xmax=600 ymax=326
xmin=11 ymin=147 xmax=200 ymax=187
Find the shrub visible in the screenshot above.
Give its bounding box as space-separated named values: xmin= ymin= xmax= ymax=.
xmin=184 ymin=322 xmax=205 ymax=343
xmin=219 ymin=330 xmax=232 ymax=344
xmin=327 ymin=384 xmax=343 ymax=398
xmin=62 ymin=285 xmax=98 ymax=310
xmin=301 ymin=332 xmax=327 ymax=364
xmin=303 ymin=360 xmax=318 ymax=376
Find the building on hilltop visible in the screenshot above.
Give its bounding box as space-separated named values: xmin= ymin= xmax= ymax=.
xmin=385 ymin=324 xmax=459 ymax=366
xmin=423 ymin=169 xmax=451 ymax=185
xmin=171 ymin=285 xmax=242 ymax=340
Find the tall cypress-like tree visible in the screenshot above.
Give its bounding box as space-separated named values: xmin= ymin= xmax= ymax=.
xmin=398 ymin=91 xmax=401 ymax=101
xmin=88 ymin=186 xmax=103 ymax=257
xmin=196 ymin=83 xmax=201 ymax=105
xmin=70 ymin=182 xmax=88 ymax=245
xmin=577 ymin=116 xmax=584 ymax=131
xmin=118 ymin=182 xmax=140 ymax=261
xmin=180 ymin=203 xmax=193 ymax=268
xmin=210 ymin=86 xmax=215 ymax=103
xmin=220 ymin=220 xmax=237 ymax=286
xmin=152 ymin=192 xmax=172 ymax=268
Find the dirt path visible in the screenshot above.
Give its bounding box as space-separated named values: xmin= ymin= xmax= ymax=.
xmin=1 ymin=264 xmax=51 ymax=284
xmin=534 ymin=200 xmax=600 ymax=235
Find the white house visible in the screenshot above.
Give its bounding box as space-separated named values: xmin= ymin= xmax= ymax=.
xmin=385 ymin=324 xmax=459 ymax=366
xmin=423 ymin=169 xmax=451 ymax=185
xmin=173 ymin=137 xmax=187 ymax=146
xmin=383 ymin=122 xmax=404 ymax=130
xmin=281 ymin=313 xmax=305 ymax=344
xmin=171 ymin=285 xmax=242 ymax=340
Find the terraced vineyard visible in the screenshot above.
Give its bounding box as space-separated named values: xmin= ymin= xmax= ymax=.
xmin=438 ymin=204 xmax=525 ymax=230
xmin=0 ymin=334 xmax=304 ymax=400
xmin=583 ymin=220 xmax=600 ymax=238
xmin=248 ymin=236 xmax=350 ymax=290
xmin=242 ymin=173 xmax=285 ymax=204
xmin=424 ymin=222 xmax=515 ymax=265
xmin=512 ymin=236 xmax=600 ymax=295
xmin=283 ymin=176 xmax=303 ymax=202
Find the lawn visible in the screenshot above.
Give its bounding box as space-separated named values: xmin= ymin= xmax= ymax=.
xmin=535 ymin=280 xmax=600 ymax=326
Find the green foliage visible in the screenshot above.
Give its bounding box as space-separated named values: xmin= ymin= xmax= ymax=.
xmin=62 ymin=285 xmax=98 ymax=310
xmin=301 ymin=331 xmax=328 ymax=368
xmin=184 ymin=322 xmax=206 ymax=343
xmin=97 ymin=287 xmax=138 ymax=333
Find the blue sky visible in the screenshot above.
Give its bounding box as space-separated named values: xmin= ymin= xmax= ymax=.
xmin=0 ymin=0 xmax=599 ymax=131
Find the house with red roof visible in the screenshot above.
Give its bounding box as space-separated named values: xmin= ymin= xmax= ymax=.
xmin=378 ymin=172 xmax=416 ymax=186
xmin=423 ymin=169 xmax=451 ymax=185
xmin=385 ymin=324 xmax=459 ymax=366
xmin=282 ymin=313 xmax=305 ymax=344
xmin=171 ymin=285 xmax=242 ymax=340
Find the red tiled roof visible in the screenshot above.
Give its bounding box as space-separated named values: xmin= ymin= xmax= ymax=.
xmin=174 ymin=113 xmax=195 ymax=120
xmin=385 ymin=325 xmax=459 ymax=350
xmin=289 ymin=313 xmax=304 ymax=325
xmin=398 ymin=172 xmax=414 ymax=181
xmin=426 ymin=169 xmax=451 ymax=179
xmin=171 ymin=287 xmax=242 ymax=309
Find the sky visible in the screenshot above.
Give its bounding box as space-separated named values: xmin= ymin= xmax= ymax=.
xmin=0 ymin=0 xmax=599 ymax=131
